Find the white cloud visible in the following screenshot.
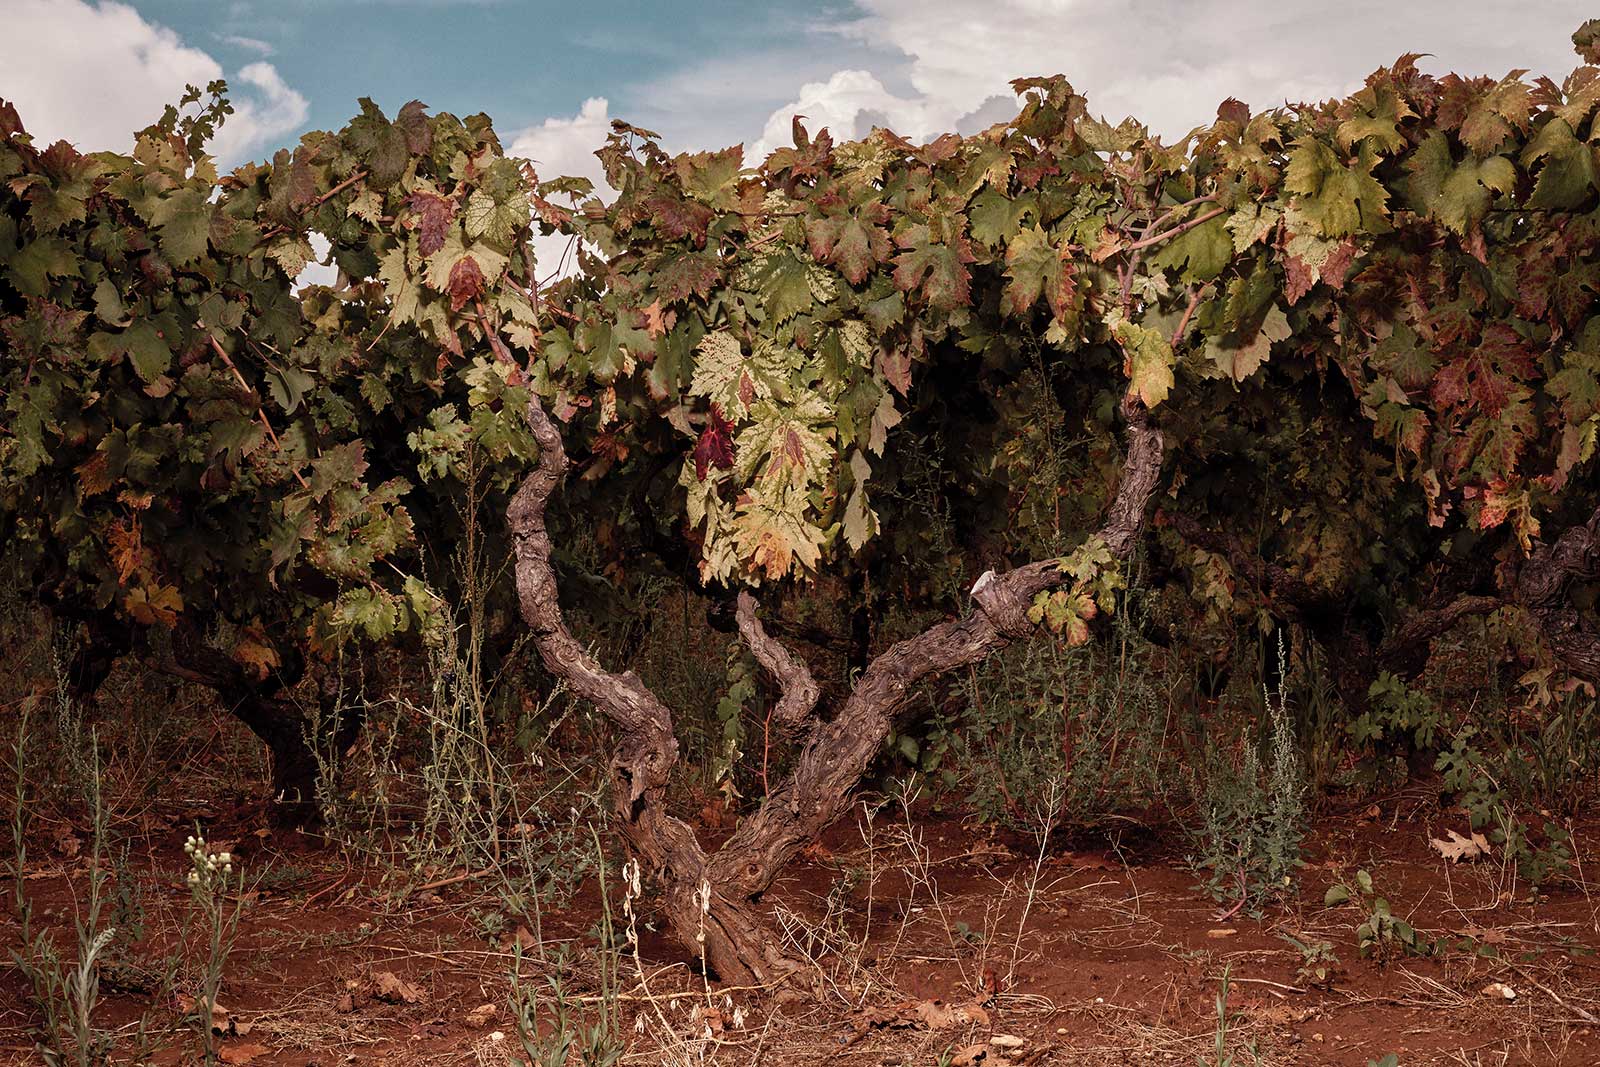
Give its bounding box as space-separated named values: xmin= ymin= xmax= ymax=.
xmin=218 ymin=34 xmax=276 ymax=57
xmin=298 ymin=232 xmax=339 ymax=290
xmin=507 ymin=97 xmax=615 ymax=279
xmin=751 ymin=0 xmax=1595 ymax=153
xmin=751 ymin=69 xmax=927 ymax=158
xmin=210 ymin=61 xmax=310 ymax=164
xmin=1 ymin=0 xmax=307 ymax=165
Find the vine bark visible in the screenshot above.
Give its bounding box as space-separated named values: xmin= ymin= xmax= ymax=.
xmin=507 ymin=390 xmax=1165 ymax=988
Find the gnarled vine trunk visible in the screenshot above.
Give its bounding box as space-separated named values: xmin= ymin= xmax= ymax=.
xmin=1517 ymin=506 xmax=1600 ymax=685
xmin=166 ymin=627 xmax=357 ymax=827
xmin=507 ymin=392 xmax=1164 ymax=988
xmin=1166 ymin=506 xmax=1600 ymax=703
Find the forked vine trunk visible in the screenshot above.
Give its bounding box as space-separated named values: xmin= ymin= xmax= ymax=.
xmin=507 ymin=392 xmax=1164 ymax=988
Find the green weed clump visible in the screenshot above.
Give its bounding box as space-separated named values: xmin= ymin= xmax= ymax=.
xmin=948 ymin=589 xmax=1168 ymax=834
xmin=1187 ymin=638 xmax=1306 ymax=912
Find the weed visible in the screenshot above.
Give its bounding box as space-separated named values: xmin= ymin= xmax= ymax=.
xmin=1351 ymin=671 xmax=1444 ymax=787
xmin=469 ymin=904 xmax=509 ymax=943
xmin=1198 ymin=966 xmax=1260 ymax=1067
xmin=7 ymin=678 xmax=120 ymax=1067
xmin=1006 ymin=774 xmax=1064 ymax=989
xmin=182 ymin=829 xmax=245 ymax=1065
xmin=1324 ymin=869 xmax=1433 ymax=962
xmin=954 ymin=587 xmax=1166 ymax=835
xmin=509 ymin=827 xmax=625 ymax=1065
xmin=1281 ymin=933 xmax=1340 ymax=989
xmin=1188 ymin=637 xmax=1305 ymax=912
xmin=1437 ymin=725 xmax=1576 ymax=890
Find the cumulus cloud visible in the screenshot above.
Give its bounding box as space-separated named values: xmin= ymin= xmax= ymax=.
xmin=751 ymin=0 xmax=1594 ymax=153
xmin=209 ymin=61 xmax=310 ymax=164
xmin=1 ymin=0 xmax=307 ymax=165
xmin=507 ymin=97 xmax=615 ymax=278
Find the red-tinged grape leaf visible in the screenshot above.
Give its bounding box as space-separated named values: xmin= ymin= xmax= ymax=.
xmin=877 ymin=345 xmax=911 ymax=396
xmin=693 ymin=404 xmax=736 ymax=481
xmin=406 ymin=192 xmax=455 ymax=257
xmin=892 ymin=225 xmax=973 ymax=311
xmin=395 ymin=99 xmax=433 ymax=155
xmin=654 ymin=250 xmax=721 ymax=304
xmin=1574 ymin=18 xmax=1600 ymax=62
xmin=647 ymin=194 xmax=714 ymax=246
xmin=0 ymin=99 xmax=23 ymax=137
xmin=1217 ymin=97 xmax=1251 ymax=127
xmin=806 ymin=213 xmax=890 ymax=286
xmin=1001 ymin=224 xmax=1078 ymax=324
xmin=1439 ymin=72 xmax=1532 ymax=157
xmin=447 ymin=254 xmax=486 ymax=312
xmin=345 ymin=98 xmax=410 ymax=189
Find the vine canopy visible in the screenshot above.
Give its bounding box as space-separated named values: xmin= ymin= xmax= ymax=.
xmin=4 ymin=30 xmax=1600 ymax=663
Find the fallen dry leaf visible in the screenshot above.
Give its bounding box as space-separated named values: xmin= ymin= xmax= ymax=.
xmin=371 ymin=971 xmax=424 ymax=1005
xmin=949 ymin=1043 xmax=989 ymax=1066
xmin=799 ymin=839 xmax=832 ymax=862
xmin=219 ymin=1043 xmax=270 ymax=1065
xmin=913 ymin=998 xmax=990 ymax=1029
xmin=175 ymin=995 xmax=233 ymax=1035
xmin=1431 ymin=829 xmax=1491 ymax=863
xmin=1206 ymin=928 xmax=1238 ymax=939
xmin=698 ymin=800 xmax=735 ymax=829
xmin=465 ymin=1002 xmax=498 ymax=1027
xmin=499 ymin=925 xmax=539 ymax=953
xmin=846 ymin=996 xmax=992 ymax=1041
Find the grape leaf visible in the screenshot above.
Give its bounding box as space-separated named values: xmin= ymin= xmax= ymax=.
xmin=149 ymin=186 xmax=212 ymax=266
xmin=1001 ymin=224 xmax=1078 ymax=325
xmin=1114 ymin=320 xmax=1175 ymax=408
xmin=1285 ymin=139 xmax=1390 ymax=237
xmin=693 ymin=404 xmax=736 ymax=481
xmin=892 ymin=225 xmax=973 ymax=311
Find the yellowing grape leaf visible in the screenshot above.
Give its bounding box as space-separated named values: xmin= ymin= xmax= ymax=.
xmin=1206 ymin=304 xmax=1290 ymax=383
xmin=1113 ymin=320 xmax=1176 ymax=408
xmin=125 ymin=584 xmax=183 ymax=627
xmin=232 ymin=624 xmax=282 ymax=681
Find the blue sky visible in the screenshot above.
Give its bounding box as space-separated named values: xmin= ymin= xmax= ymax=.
xmin=4 ymin=0 xmax=1596 ymax=187
xmin=137 ymin=0 xmax=872 ymax=150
